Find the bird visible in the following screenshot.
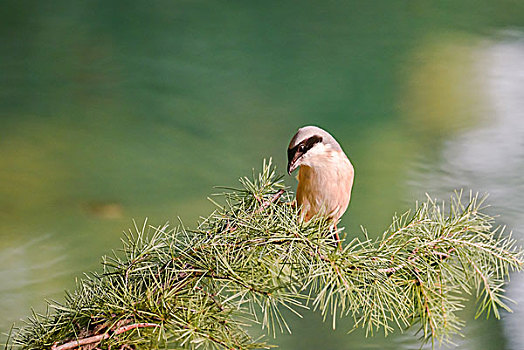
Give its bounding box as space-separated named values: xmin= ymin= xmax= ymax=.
xmin=287 ymin=126 xmax=354 ymax=241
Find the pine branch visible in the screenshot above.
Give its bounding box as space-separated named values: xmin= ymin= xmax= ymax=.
xmin=8 ymin=159 xmax=524 ymax=350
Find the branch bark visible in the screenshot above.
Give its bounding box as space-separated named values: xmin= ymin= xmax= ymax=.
xmin=50 ymin=323 xmax=159 ymax=350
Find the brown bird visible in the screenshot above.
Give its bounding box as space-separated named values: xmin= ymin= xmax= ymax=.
xmin=287 ymin=126 xmax=354 ymax=240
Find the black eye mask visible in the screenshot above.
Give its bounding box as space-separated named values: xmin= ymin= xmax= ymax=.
xmin=287 ymin=135 xmax=323 ymax=173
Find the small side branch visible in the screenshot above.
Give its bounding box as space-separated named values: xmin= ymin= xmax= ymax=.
xmin=255 ymin=189 xmax=285 ymax=214
xmin=51 ymin=323 xmax=159 ymax=350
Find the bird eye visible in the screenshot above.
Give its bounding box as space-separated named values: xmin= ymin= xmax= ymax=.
xmin=298 ymin=144 xmax=305 ymax=152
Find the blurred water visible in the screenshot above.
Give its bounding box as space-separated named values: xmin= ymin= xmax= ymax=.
xmin=1 ymin=1 xmax=524 ymax=349
xmin=407 ymin=32 xmax=524 ymax=350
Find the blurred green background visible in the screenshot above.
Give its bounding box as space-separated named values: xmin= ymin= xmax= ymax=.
xmin=2 ymin=1 xmax=524 ymax=349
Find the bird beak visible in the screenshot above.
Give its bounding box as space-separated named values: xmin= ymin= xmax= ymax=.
xmin=287 ymin=147 xmax=304 ymax=175
xmin=287 ymin=161 xmax=296 ymax=175
xmin=287 ymin=155 xmax=300 ymax=175
xmin=287 ymin=147 xmax=302 ymax=175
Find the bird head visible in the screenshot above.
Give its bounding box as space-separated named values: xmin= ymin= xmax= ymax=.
xmin=287 ymin=126 xmax=344 ymax=175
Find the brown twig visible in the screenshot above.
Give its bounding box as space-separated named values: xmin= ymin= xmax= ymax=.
xmin=255 ymin=189 xmax=285 ymax=214
xmin=51 ymin=323 xmax=159 ymax=350
xmin=377 ymin=245 xmax=457 ymax=276
xmin=51 ymin=334 xmax=107 ymax=350
xmin=378 ymin=256 xmax=418 ymax=275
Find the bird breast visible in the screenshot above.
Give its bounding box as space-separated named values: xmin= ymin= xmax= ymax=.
xmin=296 ymin=151 xmax=354 ymax=223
